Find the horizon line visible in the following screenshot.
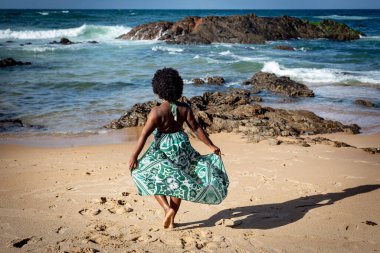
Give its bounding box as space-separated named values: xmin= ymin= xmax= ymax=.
xmin=0 ymin=8 xmax=379 ymax=10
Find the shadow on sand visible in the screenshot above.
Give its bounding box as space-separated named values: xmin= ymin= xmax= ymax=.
xmin=179 ymin=184 xmax=380 ymax=230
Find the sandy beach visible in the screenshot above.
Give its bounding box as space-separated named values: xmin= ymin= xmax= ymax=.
xmin=0 ymin=131 xmax=379 ymax=253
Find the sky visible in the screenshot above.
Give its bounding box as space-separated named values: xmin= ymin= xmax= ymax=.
xmin=0 ymin=0 xmax=380 ymax=9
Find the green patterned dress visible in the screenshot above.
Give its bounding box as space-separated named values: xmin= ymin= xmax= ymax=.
xmin=131 ymin=103 xmax=229 ymax=205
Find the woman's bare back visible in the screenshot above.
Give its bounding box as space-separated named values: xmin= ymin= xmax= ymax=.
xmin=154 ymin=101 xmax=190 ymax=134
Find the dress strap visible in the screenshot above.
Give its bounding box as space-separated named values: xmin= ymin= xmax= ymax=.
xmin=170 ymin=103 xmax=177 ymax=121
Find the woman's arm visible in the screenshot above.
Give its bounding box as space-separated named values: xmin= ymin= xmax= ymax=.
xmin=129 ymin=108 xmax=159 ymax=170
xmin=185 ymin=106 xmax=221 ymax=156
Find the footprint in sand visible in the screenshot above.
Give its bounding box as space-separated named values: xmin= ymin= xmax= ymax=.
xmin=79 ymin=208 xmax=101 ymax=216
xmin=80 ymin=223 xmax=139 ymax=248
xmin=49 ymin=204 xmax=58 ymax=209
xmin=180 ymin=230 xmax=230 ymax=251
xmin=108 ymin=206 xmax=133 ymax=215
xmin=215 ymin=218 xmax=242 ymax=227
xmin=94 ymin=224 xmax=107 ymax=232
xmin=95 ymin=196 xmax=134 ymax=215
xmin=137 ymin=234 xmax=159 ymax=243
xmin=64 ymin=246 xmax=99 ymax=253
xmin=9 ymin=236 xmax=42 ymax=249
xmin=56 ymin=226 xmax=69 ymax=234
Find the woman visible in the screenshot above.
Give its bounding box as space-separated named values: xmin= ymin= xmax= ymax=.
xmin=129 ymin=68 xmax=229 ymax=229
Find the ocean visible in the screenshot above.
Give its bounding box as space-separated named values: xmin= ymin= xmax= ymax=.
xmin=1 ymin=9 xmax=380 ymax=138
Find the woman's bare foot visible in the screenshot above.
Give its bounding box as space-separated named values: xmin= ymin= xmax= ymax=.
xmin=163 ymin=208 xmax=175 ymax=229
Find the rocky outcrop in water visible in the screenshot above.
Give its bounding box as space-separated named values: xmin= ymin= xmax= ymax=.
xmin=273 ymin=45 xmax=295 ymax=51
xmin=0 ymin=119 xmax=44 ymax=132
xmin=105 ymin=89 xmax=360 ymax=141
xmin=191 ymin=76 xmax=225 ymax=85
xmin=49 ymin=37 xmax=75 ymax=45
xmin=355 ymin=99 xmax=375 ymax=107
xmin=0 ymin=58 xmax=31 ymax=68
xmin=244 ymin=72 xmax=314 ymax=97
xmin=117 ymin=14 xmax=362 ymax=44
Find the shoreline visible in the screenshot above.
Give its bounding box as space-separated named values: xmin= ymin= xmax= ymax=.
xmin=0 ymin=128 xmax=379 ymax=149
xmin=0 ymin=127 xmax=143 ymax=148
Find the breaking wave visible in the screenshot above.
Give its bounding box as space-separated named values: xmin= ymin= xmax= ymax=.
xmin=0 ymin=24 xmax=131 ymax=40
xmin=262 ymin=61 xmax=380 ymax=85
xmin=314 ymin=15 xmax=372 ymax=20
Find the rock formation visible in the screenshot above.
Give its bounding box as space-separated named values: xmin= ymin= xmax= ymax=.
xmin=191 ymin=76 xmax=225 ymax=85
xmin=355 ymin=99 xmax=375 ymax=107
xmin=118 ymin=14 xmax=362 ymax=44
xmin=0 ymin=58 xmax=31 ymax=68
xmin=244 ymin=72 xmax=314 ymax=97
xmin=49 ymin=37 xmax=75 ymax=45
xmin=273 ymin=45 xmax=295 ymax=51
xmin=105 ymin=89 xmax=360 ymax=142
xmin=0 ymin=119 xmax=44 ymax=132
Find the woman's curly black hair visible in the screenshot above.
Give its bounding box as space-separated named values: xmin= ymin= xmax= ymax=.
xmin=152 ymin=67 xmax=183 ymax=102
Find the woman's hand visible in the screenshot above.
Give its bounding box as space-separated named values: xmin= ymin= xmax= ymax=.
xmin=211 ymin=145 xmax=221 ymax=156
xmin=129 ymin=156 xmax=138 ymax=171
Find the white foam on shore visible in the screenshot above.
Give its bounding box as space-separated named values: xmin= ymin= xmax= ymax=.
xmin=262 ymin=61 xmax=380 ymax=85
xmin=0 ymin=24 xmax=131 ymax=40
xmin=314 ymin=15 xmax=371 ymax=20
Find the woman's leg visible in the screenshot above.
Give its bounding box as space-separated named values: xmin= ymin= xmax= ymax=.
xmin=170 ymin=197 xmax=181 ymax=214
xmin=154 ymin=195 xmax=175 ymax=228
xmin=170 ymin=197 xmax=182 ymax=226
xmin=154 ymin=195 xmax=170 ymax=211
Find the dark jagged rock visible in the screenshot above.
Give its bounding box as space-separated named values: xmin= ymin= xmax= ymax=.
xmin=50 ymin=37 xmax=75 ymax=45
xmin=205 ymin=76 xmax=225 ymax=85
xmin=117 ymin=14 xmax=362 ymax=44
xmin=0 ymin=119 xmax=45 ymax=132
xmin=105 ymin=89 xmax=360 ymax=141
xmin=273 ymin=45 xmax=295 ymax=51
xmin=60 ymin=38 xmax=73 ymax=45
xmin=245 ymin=72 xmax=314 ymax=97
xmin=19 ymin=42 xmax=32 ymax=46
xmin=191 ymin=76 xmax=225 ymax=85
xmin=0 ymin=119 xmax=24 ymax=129
xmin=88 ymin=41 xmax=98 ymax=44
xmin=191 ymin=78 xmax=205 ymax=85
xmin=0 ymin=58 xmax=31 ymax=68
xmin=106 ymin=101 xmax=159 ymax=129
xmin=355 ymin=99 xmax=375 ymax=107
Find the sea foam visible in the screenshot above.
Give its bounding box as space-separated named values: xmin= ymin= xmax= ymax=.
xmin=0 ymin=24 xmax=131 ymax=40
xmin=314 ymin=15 xmax=371 ymax=20
xmin=262 ymin=61 xmax=380 ymax=85
xmin=151 ymin=46 xmax=184 ymax=53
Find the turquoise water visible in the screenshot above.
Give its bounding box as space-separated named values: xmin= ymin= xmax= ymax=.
xmin=0 ymin=9 xmax=380 ymax=135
